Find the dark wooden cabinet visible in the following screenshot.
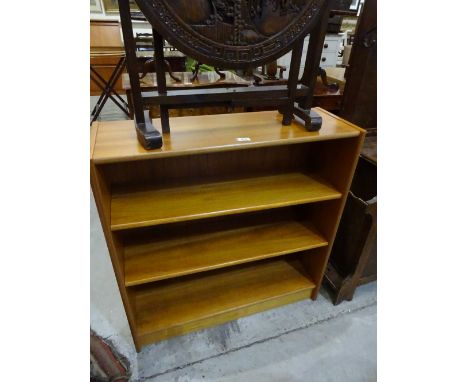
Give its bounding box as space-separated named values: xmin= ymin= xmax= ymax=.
xmin=325 ymin=0 xmax=377 ymax=303
xmin=325 ymin=154 xmax=377 ymax=304
xmin=340 ymin=0 xmax=377 ymax=133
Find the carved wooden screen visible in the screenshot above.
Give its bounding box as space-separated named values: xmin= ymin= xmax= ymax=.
xmin=135 ymin=0 xmax=326 ymax=68
xmin=117 ymin=0 xmax=330 ymax=149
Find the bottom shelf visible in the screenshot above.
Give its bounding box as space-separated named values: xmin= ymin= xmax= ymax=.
xmin=133 ymin=257 xmax=316 ymax=346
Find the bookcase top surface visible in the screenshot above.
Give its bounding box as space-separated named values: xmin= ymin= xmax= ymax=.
xmin=91 ymin=108 xmax=363 ymax=164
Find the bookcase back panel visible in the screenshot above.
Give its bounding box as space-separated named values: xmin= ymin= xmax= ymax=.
xmin=117 ymin=206 xmax=301 ymax=243
xmin=100 ymin=143 xmax=314 ymax=187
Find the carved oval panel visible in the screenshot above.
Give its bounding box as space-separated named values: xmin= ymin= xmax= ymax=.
xmin=135 ymin=0 xmax=325 ymax=68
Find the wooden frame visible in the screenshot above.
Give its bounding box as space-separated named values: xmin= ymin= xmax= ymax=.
xmin=90 ymin=108 xmax=365 ymax=351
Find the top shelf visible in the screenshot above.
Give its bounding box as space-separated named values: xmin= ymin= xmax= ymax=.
xmin=90 ymin=108 xmax=362 ymax=164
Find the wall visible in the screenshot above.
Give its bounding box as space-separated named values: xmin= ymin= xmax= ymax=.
xmin=90 ymin=0 xmax=152 ymax=34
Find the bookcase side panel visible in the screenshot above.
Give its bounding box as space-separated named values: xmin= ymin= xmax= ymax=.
xmin=91 ymin=161 xmax=142 ymax=351
xmin=301 ymin=133 xmax=366 ymax=298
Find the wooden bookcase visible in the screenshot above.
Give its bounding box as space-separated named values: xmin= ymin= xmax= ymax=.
xmin=90 ymin=109 xmax=365 ymax=351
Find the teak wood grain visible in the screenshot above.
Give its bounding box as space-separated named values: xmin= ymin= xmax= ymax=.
xmin=100 ymin=143 xmax=311 ymax=188
xmin=111 ymin=172 xmax=342 ymax=230
xmin=132 ymin=258 xmax=316 ymax=345
xmin=90 ymin=109 xmax=365 ymax=351
xmin=124 ymin=220 xmax=328 ymax=286
xmin=91 ymin=109 xmax=360 ymax=164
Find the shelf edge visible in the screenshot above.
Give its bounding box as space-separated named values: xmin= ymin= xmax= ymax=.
xmin=111 ymin=193 xmax=342 ymax=231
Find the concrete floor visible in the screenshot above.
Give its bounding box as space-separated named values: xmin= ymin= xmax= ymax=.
xmin=90 ymin=96 xmax=377 ymax=382
xmin=145 ymin=305 xmax=376 ymax=382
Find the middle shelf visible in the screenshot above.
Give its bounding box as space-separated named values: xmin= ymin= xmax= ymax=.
xmin=111 ymin=172 xmax=341 ymax=231
xmin=124 ymin=218 xmax=328 ymax=286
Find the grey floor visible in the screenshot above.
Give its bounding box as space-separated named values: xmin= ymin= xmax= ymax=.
xmin=90 ymin=96 xmax=377 ymax=382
